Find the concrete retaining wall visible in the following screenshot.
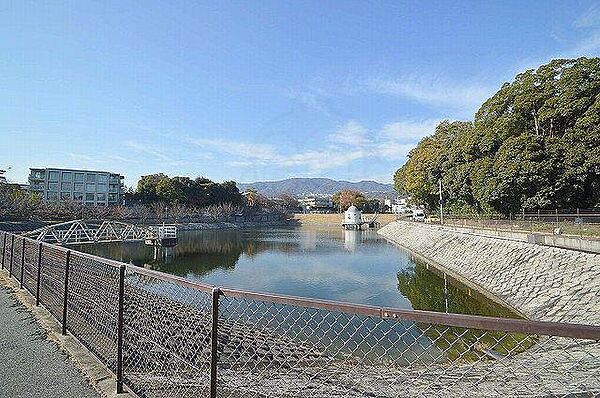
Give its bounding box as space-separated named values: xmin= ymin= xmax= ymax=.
xmin=378 ymin=221 xmax=600 ymax=325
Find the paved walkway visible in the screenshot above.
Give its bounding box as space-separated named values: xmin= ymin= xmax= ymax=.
xmin=0 ymin=286 xmax=99 ymax=398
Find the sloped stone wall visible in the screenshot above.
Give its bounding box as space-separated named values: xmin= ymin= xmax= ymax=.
xmin=378 ymin=221 xmax=600 ymax=325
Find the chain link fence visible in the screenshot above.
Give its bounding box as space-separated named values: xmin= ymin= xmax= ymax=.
xmin=437 ymin=210 xmax=600 ymax=240
xmin=0 ymin=230 xmax=598 ymax=397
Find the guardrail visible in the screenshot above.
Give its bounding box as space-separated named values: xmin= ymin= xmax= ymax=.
xmin=396 ymin=211 xmax=600 ymax=239
xmin=0 ymin=230 xmax=598 ymax=397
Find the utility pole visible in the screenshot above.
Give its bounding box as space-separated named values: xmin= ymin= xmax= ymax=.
xmin=439 ymin=179 xmax=444 ymax=225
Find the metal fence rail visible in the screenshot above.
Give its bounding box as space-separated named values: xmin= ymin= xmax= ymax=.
xmin=436 ymin=211 xmax=600 ymax=240
xmin=0 ymin=230 xmax=598 ymax=397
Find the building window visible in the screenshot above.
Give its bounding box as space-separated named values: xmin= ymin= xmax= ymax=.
xmin=108 ymin=193 xmax=118 ymax=202
xmin=86 ymin=173 xmax=96 ymax=182
xmin=61 ymin=182 xmax=72 ymax=191
xmin=74 ymin=182 xmax=84 ymax=191
xmin=61 ymin=172 xmax=72 ymax=181
xmin=97 ymin=174 xmax=108 ymax=183
xmin=48 ymin=171 xmax=60 ymax=181
xmin=74 ymin=173 xmax=85 ymax=182
xmin=96 ymin=183 xmax=107 ymax=192
xmin=61 ymin=192 xmax=71 ymax=200
xmin=96 ymin=193 xmax=106 ymax=202
xmin=47 ymin=191 xmax=58 ymax=201
xmin=48 ymin=182 xmax=59 ymax=191
xmin=73 ymin=192 xmax=84 ymax=201
xmin=109 ymin=184 xmax=118 ymax=193
xmin=86 ymin=183 xmax=96 ymax=192
xmin=31 ymin=170 xmax=45 ymax=179
xmin=85 ymin=193 xmax=95 ymax=202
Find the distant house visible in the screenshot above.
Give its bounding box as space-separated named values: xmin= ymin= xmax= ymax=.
xmin=298 ymin=195 xmax=334 ymax=213
xmin=0 ymin=170 xmax=6 ymax=184
xmin=384 ymin=197 xmax=410 ymax=214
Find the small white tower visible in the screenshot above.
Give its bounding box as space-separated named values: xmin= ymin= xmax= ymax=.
xmin=343 ymin=205 xmax=362 ymax=229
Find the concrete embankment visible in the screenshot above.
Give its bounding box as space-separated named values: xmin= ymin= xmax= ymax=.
xmin=378 ymin=221 xmax=600 ymax=325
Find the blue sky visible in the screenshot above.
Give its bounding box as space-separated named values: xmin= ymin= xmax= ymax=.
xmin=2 ymin=1 xmax=600 ymax=187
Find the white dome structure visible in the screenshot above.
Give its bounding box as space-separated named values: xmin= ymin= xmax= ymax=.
xmin=344 ymin=205 xmax=362 ymax=225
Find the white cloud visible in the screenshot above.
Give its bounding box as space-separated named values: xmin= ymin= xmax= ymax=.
xmin=187 ymin=117 xmax=437 ymax=173
xmin=278 ymin=149 xmax=367 ymax=170
xmin=575 ymin=3 xmax=600 ymax=28
xmin=366 ymin=75 xmax=495 ymax=113
xmin=125 ymin=140 xmax=173 ymax=162
xmin=68 ymin=152 xmax=140 ymax=165
xmin=568 ymin=31 xmax=600 ymax=56
xmin=327 ymin=120 xmax=368 ymax=146
xmin=189 ymin=137 xmax=277 ymax=161
xmin=376 ymin=142 xmax=418 ymax=160
xmin=380 ymin=119 xmax=439 ymax=143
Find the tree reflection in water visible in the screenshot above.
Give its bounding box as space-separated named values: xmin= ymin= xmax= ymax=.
xmin=397 ymin=261 xmax=537 ymax=361
xmin=397 ymin=260 xmax=519 ymax=318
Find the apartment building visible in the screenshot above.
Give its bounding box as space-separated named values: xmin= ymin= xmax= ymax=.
xmin=298 ymin=195 xmax=335 ymax=213
xmin=28 ymin=168 xmax=124 ymax=205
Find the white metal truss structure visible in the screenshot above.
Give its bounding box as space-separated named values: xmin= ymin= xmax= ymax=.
xmin=22 ymin=220 xmax=157 ymax=245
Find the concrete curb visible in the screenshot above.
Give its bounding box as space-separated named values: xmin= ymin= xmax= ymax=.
xmin=0 ymin=271 xmax=132 ymax=398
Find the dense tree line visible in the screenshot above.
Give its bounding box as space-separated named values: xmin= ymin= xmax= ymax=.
xmin=395 ymin=58 xmax=600 ymax=215
xmin=1 ymin=175 xmax=290 ymax=222
xmin=130 ymin=174 xmax=243 ymax=207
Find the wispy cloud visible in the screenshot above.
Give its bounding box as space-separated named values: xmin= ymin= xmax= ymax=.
xmin=366 ymin=75 xmax=495 ymax=113
xmin=188 ymin=117 xmax=436 ymax=173
xmin=575 ymin=3 xmax=600 ymax=28
xmin=327 ymin=120 xmax=368 ymax=146
xmin=278 ymin=149 xmax=367 ymax=170
xmin=568 ymin=31 xmax=600 ymax=56
xmin=68 ymin=152 xmax=140 ymax=165
xmin=380 ymin=119 xmax=440 ymax=143
xmin=188 ymin=137 xmax=277 ymax=161
xmin=125 ymin=140 xmax=173 ymax=162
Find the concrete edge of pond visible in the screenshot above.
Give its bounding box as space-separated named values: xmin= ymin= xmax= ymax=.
xmin=0 ymin=271 xmax=132 ymax=398
xmin=378 ymin=221 xmax=600 ymax=325
xmin=378 ymin=232 xmax=527 ymax=319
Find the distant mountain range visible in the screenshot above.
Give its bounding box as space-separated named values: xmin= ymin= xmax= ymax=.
xmin=237 ymin=178 xmax=395 ymax=197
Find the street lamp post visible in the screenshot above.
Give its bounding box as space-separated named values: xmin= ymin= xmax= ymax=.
xmin=439 ymin=179 xmax=444 ymax=225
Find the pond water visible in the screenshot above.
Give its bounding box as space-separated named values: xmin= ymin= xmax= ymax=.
xmin=76 ymin=226 xmax=518 ymax=318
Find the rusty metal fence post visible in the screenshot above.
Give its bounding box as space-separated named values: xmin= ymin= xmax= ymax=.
xmin=1 ymin=232 xmax=6 ymax=269
xmin=9 ymin=234 xmax=15 ymax=277
xmin=210 ymin=287 xmax=220 ymax=398
xmin=62 ymin=250 xmax=71 ymax=335
xmin=19 ymin=238 xmax=25 ymax=288
xmin=116 ymin=264 xmax=125 ymax=394
xmin=35 ymin=242 xmax=43 ymax=306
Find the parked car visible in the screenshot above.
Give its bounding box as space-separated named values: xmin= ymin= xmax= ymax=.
xmin=412 ymin=209 xmax=426 ymax=222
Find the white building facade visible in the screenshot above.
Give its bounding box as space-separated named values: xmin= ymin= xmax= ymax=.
xmin=28 ymin=168 xmax=124 ymax=205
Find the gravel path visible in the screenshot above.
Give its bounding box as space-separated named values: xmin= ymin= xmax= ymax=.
xmin=0 ymin=286 xmax=99 ymax=398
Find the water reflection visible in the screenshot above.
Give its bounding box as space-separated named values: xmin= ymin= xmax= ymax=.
xmin=75 ymin=226 xmax=519 ymax=317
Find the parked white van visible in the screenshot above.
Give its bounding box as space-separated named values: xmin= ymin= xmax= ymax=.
xmin=412 ymin=209 xmax=426 ymax=222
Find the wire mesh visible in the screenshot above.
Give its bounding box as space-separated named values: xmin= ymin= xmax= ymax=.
xmin=10 ymin=235 xmax=24 ymax=282
xmin=0 ymin=231 xmax=597 ymax=398
xmin=122 ymin=270 xmax=213 ymax=398
xmin=67 ymin=251 xmax=121 ymax=371
xmin=216 ymin=294 xmax=600 ymax=398
xmin=38 ymin=243 xmax=68 ymax=321
xmin=21 ymin=238 xmax=39 ymax=295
